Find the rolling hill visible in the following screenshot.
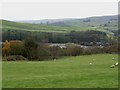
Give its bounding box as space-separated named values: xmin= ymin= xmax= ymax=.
xmin=2 ymin=20 xmax=93 ymax=33
xmin=17 ymin=15 xmax=118 ymax=29
xmin=1 ymin=15 xmax=118 ymax=38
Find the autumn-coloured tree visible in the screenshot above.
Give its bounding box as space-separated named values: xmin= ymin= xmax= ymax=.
xmin=2 ymin=40 xmax=11 ymax=56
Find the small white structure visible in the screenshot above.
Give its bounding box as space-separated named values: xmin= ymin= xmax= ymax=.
xmin=50 ymin=44 xmax=67 ymax=49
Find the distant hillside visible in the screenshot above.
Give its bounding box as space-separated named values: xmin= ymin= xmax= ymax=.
xmin=1 ymin=20 xmax=75 ymax=33
xmin=1 ymin=15 xmax=118 ymax=38
xmin=1 ymin=20 xmax=98 ymax=33
xmin=17 ymin=15 xmax=118 ymax=29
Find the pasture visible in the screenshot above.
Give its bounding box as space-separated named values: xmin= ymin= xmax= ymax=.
xmin=2 ymin=54 xmax=118 ymax=88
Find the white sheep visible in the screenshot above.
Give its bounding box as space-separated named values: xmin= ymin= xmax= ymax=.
xmin=115 ymin=62 xmax=118 ymax=66
xmin=89 ymin=63 xmax=92 ymax=65
xmin=112 ymin=57 xmax=115 ymax=60
xmin=110 ymin=65 xmax=115 ymax=68
xmin=54 ymin=59 xmax=56 ymax=61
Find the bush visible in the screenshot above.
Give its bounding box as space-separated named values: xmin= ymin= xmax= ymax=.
xmin=3 ymin=55 xmax=27 ymax=61
xmin=2 ymin=40 xmax=11 ymax=56
xmin=82 ymin=46 xmax=103 ymax=55
xmin=9 ymin=40 xmax=24 ymax=55
xmin=48 ymin=46 xmax=61 ymax=59
xmin=65 ymin=43 xmax=83 ymax=56
xmin=103 ymin=45 xmax=118 ymax=53
xmin=36 ymin=44 xmax=51 ymax=60
xmin=23 ymin=38 xmax=38 ymax=60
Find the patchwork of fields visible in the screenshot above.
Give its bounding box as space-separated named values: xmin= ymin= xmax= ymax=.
xmin=2 ymin=54 xmax=118 ymax=88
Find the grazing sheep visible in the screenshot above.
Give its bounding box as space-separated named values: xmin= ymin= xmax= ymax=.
xmin=115 ymin=62 xmax=118 ymax=66
xmin=110 ymin=65 xmax=115 ymax=68
xmin=112 ymin=57 xmax=115 ymax=60
xmin=89 ymin=63 xmax=92 ymax=65
xmin=54 ymin=59 xmax=56 ymax=61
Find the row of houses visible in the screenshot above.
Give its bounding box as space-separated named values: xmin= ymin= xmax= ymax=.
xmin=49 ymin=43 xmax=104 ymax=49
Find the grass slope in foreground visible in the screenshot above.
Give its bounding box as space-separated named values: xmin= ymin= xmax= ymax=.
xmin=3 ymin=54 xmax=118 ymax=88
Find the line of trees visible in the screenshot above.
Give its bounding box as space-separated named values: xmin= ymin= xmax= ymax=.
xmin=2 ymin=29 xmax=110 ymax=45
xmin=2 ymin=39 xmax=119 ymax=61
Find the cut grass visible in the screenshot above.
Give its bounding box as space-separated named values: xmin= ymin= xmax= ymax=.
xmin=2 ymin=54 xmax=118 ymax=88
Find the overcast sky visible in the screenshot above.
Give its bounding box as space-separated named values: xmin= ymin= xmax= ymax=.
xmin=1 ymin=2 xmax=118 ymax=21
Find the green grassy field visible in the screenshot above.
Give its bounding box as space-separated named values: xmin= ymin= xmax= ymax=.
xmin=1 ymin=19 xmax=117 ymax=40
xmin=2 ymin=20 xmax=90 ymax=33
xmin=2 ymin=54 xmax=118 ymax=88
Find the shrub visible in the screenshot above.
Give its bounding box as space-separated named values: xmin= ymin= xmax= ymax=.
xmin=2 ymin=40 xmax=11 ymax=56
xmin=48 ymin=46 xmax=61 ymax=59
xmin=36 ymin=44 xmax=51 ymax=60
xmin=23 ymin=38 xmax=38 ymax=60
xmin=103 ymin=45 xmax=118 ymax=53
xmin=3 ymin=55 xmax=27 ymax=61
xmin=9 ymin=40 xmax=24 ymax=55
xmin=65 ymin=43 xmax=83 ymax=56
